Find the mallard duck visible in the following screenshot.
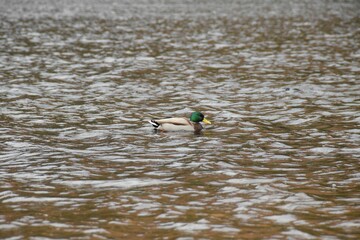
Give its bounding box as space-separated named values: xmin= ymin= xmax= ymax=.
xmin=149 ymin=112 xmax=211 ymax=132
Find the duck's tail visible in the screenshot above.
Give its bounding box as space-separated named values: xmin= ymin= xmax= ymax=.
xmin=149 ymin=120 xmax=160 ymax=129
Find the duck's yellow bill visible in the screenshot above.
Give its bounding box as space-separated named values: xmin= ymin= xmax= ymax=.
xmin=202 ymin=118 xmax=211 ymax=124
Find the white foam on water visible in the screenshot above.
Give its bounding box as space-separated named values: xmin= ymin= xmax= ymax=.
xmin=265 ymin=214 xmax=297 ymax=224
xmin=53 ymin=178 xmax=178 ymax=189
xmin=282 ymin=228 xmax=316 ymax=239
xmin=309 ymin=147 xmax=336 ymax=154
xmin=3 ymin=197 xmax=86 ymax=203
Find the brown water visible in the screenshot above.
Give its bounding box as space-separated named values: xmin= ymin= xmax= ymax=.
xmin=1 ymin=0 xmax=360 ymax=239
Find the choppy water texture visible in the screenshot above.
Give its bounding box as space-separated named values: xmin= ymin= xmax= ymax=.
xmin=1 ymin=0 xmax=360 ymax=239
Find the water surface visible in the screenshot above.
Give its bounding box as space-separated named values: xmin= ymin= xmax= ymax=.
xmin=0 ymin=0 xmax=359 ymax=239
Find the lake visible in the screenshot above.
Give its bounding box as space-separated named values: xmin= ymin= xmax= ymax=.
xmin=0 ymin=0 xmax=359 ymax=239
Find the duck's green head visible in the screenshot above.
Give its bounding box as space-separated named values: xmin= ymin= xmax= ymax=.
xmin=190 ymin=112 xmax=211 ymax=124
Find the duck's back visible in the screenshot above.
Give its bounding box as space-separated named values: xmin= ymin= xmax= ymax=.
xmin=156 ymin=117 xmax=190 ymax=125
xmin=150 ymin=117 xmax=196 ymax=131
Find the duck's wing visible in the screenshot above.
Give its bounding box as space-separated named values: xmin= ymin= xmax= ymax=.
xmin=155 ymin=117 xmax=191 ymax=126
xmin=149 ymin=117 xmax=194 ymax=131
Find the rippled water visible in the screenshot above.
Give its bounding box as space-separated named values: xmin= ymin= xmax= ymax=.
xmin=1 ymin=0 xmax=360 ymax=239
